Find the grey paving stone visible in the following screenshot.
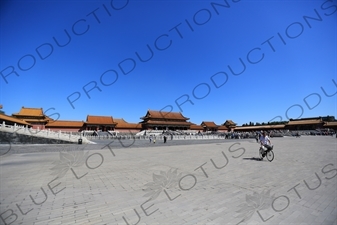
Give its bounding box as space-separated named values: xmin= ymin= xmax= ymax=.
xmin=0 ymin=136 xmax=336 ymax=225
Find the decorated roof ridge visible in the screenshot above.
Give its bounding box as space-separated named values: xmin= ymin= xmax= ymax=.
xmin=144 ymin=121 xmax=193 ymax=126
xmin=201 ymin=121 xmax=218 ymax=124
xmin=141 ymin=110 xmax=190 ymax=120
xmin=87 ymin=114 xmax=114 ymax=118
xmin=290 ymin=116 xmax=323 ymax=121
xmin=21 ymin=106 xmax=42 ymax=109
xmin=223 ymin=120 xmax=237 ymax=127
xmin=224 ymin=119 xmax=236 ymax=124
xmin=287 ymin=118 xmax=324 ymax=122
xmin=12 ymin=106 xmax=44 ymax=116
xmin=147 ymin=109 xmax=182 ymax=114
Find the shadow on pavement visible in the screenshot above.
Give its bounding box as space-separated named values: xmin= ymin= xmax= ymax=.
xmin=243 ymin=157 xmax=263 ymax=161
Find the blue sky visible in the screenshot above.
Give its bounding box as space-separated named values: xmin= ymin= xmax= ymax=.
xmin=1 ymin=0 xmax=336 ymax=126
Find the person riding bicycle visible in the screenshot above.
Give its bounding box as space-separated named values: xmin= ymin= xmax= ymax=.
xmin=259 ymin=131 xmax=273 ymax=157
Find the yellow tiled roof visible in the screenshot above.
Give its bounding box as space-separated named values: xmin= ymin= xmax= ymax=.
xmin=86 ymin=115 xmax=117 ymax=125
xmin=114 ymin=118 xmax=142 ymax=129
xmin=201 ymin=121 xmax=218 ymax=128
xmin=190 ymin=124 xmax=203 ymax=130
xmin=0 ymin=114 xmax=31 ymax=125
xmin=46 ymin=120 xmax=84 ymax=127
xmin=12 ymin=107 xmax=44 ymax=116
xmin=235 ymin=124 xmax=286 ymax=130
xmin=286 ymin=119 xmax=324 ymax=125
xmin=141 ymin=110 xmax=189 ymax=120
xmin=224 ymin=120 xmax=236 ymax=126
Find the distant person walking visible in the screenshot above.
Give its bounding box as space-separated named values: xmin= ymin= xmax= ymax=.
xmin=164 ymin=136 xmax=167 ymax=143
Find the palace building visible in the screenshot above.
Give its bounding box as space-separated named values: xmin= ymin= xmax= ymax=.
xmin=284 ymin=117 xmax=325 ymax=130
xmin=234 ymin=124 xmax=286 ymax=132
xmin=200 ymin=121 xmax=219 ymax=132
xmin=45 ymin=120 xmax=84 ymax=132
xmin=12 ymin=107 xmax=50 ymax=129
xmin=191 ymin=120 xmax=237 ymax=133
xmin=83 ymin=115 xmax=117 ymax=131
xmin=222 ymin=120 xmax=237 ymax=132
xmin=234 ymin=116 xmax=337 ymax=132
xmin=284 ymin=116 xmax=337 ymax=131
xmin=140 ymin=110 xmax=193 ymax=131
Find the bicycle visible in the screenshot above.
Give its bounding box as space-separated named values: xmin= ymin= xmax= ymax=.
xmin=259 ymin=145 xmax=274 ymax=162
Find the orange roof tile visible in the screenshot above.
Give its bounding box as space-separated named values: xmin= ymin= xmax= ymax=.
xmin=201 ymin=121 xmax=218 ymax=128
xmin=86 ymin=115 xmax=117 ymax=125
xmin=19 ymin=118 xmax=49 ymax=123
xmin=114 ymin=118 xmax=126 ymax=124
xmin=218 ymin=125 xmax=229 ymax=130
xmin=12 ymin=107 xmax=44 ymax=117
xmin=235 ymin=124 xmax=285 ymax=130
xmin=224 ymin=120 xmax=236 ymax=126
xmin=114 ymin=118 xmax=142 ymax=129
xmin=0 ymin=114 xmax=31 ymax=125
xmin=144 ymin=121 xmax=192 ymax=126
xmin=190 ymin=124 xmax=203 ymax=130
xmin=46 ymin=120 xmax=84 ymax=127
xmin=141 ymin=110 xmax=189 ymax=120
xmin=286 ymin=119 xmax=324 ymax=126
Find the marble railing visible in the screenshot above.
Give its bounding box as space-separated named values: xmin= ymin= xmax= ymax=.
xmin=0 ymin=122 xmax=92 ymax=144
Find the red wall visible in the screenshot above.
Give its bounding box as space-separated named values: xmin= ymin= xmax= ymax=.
xmin=31 ymin=124 xmax=45 ymax=130
xmin=45 ymin=127 xmax=81 ymax=132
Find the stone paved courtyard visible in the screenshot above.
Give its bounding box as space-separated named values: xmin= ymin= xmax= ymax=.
xmin=0 ymin=136 xmax=336 ymax=225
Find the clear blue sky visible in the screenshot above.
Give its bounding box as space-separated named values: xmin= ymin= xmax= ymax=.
xmin=1 ymin=0 xmax=336 ymax=126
